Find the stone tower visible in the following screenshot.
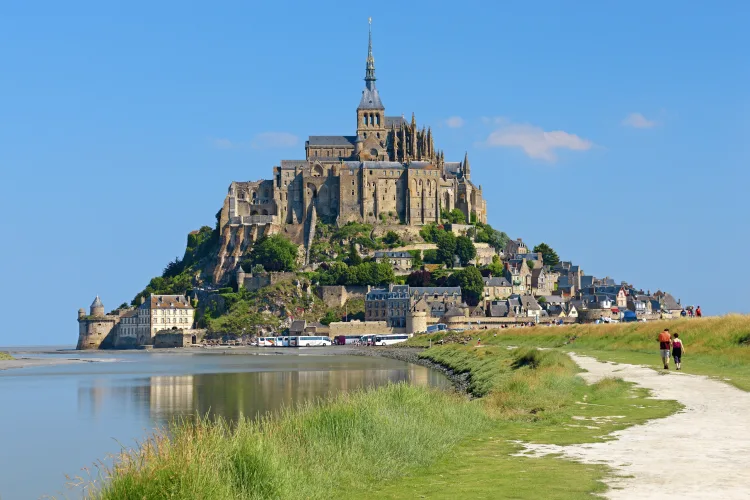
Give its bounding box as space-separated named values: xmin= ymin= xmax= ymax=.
xmin=77 ymin=308 xmax=86 ymax=320
xmin=463 ymin=151 xmax=471 ymax=180
xmin=90 ymin=295 xmax=105 ymax=316
xmin=356 ymin=18 xmax=387 ymax=160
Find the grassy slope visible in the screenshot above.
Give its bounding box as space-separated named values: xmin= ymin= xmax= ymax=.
xmin=408 ymin=315 xmax=750 ymax=391
xmin=0 ymin=351 xmax=14 ymax=361
xmin=363 ymin=347 xmax=679 ymax=499
xmin=90 ymin=348 xmax=678 ymax=500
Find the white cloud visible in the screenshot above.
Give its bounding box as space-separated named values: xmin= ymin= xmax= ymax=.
xmin=622 ymin=112 xmax=657 ymax=129
xmin=251 ymin=132 xmax=298 ymax=149
xmin=211 ymin=138 xmax=234 ymax=150
xmin=444 ymin=116 xmax=465 ymax=128
xmin=482 ymin=123 xmax=593 ymax=162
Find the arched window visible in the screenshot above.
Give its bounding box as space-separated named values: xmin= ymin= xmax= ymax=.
xmin=363 ymin=115 xmax=367 ymax=125
xmin=376 ymin=114 xmax=381 ymax=126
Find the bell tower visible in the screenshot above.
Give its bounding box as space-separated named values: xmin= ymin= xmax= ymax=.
xmin=356 ymin=18 xmax=386 ymax=160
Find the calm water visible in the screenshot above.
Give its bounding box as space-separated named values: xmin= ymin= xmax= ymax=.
xmin=0 ymin=347 xmax=450 ymax=500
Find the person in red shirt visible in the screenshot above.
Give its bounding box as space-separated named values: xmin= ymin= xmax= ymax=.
xmin=696 ymin=306 xmax=702 ymax=318
xmin=657 ymin=328 xmax=672 ymax=369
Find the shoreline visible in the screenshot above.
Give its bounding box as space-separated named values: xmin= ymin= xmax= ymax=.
xmin=0 ymin=357 xmax=112 ymax=371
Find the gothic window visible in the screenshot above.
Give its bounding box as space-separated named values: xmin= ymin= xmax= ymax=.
xmin=376 ymin=114 xmax=381 ymax=125
xmin=352 ymin=191 xmax=355 ymax=196
xmin=363 ymin=115 xmax=367 ymax=125
xmin=376 ymin=132 xmax=380 ymax=139
xmin=370 ymin=148 xmax=378 ymax=157
xmin=352 ymin=180 xmax=355 ymax=185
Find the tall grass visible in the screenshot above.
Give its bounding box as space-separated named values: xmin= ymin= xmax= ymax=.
xmin=0 ymin=351 xmax=14 ymax=361
xmin=93 ymin=384 xmax=489 ymax=500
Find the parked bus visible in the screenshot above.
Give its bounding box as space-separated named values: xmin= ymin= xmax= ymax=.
xmin=360 ymin=334 xmax=377 ymax=346
xmin=374 ymin=334 xmax=412 ymax=346
xmin=275 ymin=336 xmax=292 ymax=347
xmin=333 ymin=335 xmax=362 ymax=345
xmin=257 ymin=337 xmax=275 ymax=347
xmin=426 ymin=323 xmax=448 ymax=334
xmin=295 ymin=336 xmax=332 ymax=347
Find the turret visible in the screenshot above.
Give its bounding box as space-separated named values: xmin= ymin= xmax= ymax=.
xmin=90 ymin=295 xmax=104 ymax=316
xmin=463 ymin=151 xmax=471 ymax=180
xmin=78 ymin=308 xmax=86 ymax=320
xmin=356 ymin=18 xmax=385 ymax=140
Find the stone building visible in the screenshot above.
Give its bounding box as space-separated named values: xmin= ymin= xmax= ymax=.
xmin=482 ymin=276 xmax=512 ymax=302
xmin=374 ymin=251 xmax=413 ymax=271
xmin=213 ymin=20 xmax=487 ymax=282
xmin=77 ymin=294 xmax=195 ymax=350
xmin=365 ymin=284 xmax=462 ymax=328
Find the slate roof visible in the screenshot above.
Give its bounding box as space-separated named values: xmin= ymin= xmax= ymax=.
xmin=290 ymin=320 xmax=307 ymax=333
xmin=344 ymin=161 xmax=405 ymax=169
xmin=443 ymin=306 xmax=466 ymax=318
xmin=307 ymin=136 xmax=357 ymax=147
xmin=91 ymin=296 xmax=103 ymax=308
xmin=385 ymin=116 xmax=407 ymax=128
xmin=410 ymin=287 xmax=462 ymax=296
xmin=150 ymin=295 xmax=193 ymax=310
xmin=483 ymin=277 xmax=511 ymax=287
xmin=444 ymin=162 xmax=461 ymax=175
xmin=280 ymin=160 xmax=308 ymax=169
xmin=374 ymin=251 xmax=412 ymax=259
xmin=358 ymin=87 xmax=384 ymax=110
xmin=519 ymin=295 xmax=542 ymax=311
xmin=489 ymin=302 xmax=508 ymax=317
xmin=661 ymin=293 xmax=681 ymax=311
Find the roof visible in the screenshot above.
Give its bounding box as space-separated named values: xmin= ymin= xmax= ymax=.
xmin=91 ymin=296 xmax=103 ymax=308
xmin=280 ymin=160 xmax=308 ymax=169
xmin=519 ymin=295 xmax=542 ymax=311
xmin=358 ymin=87 xmax=384 ymax=110
xmin=483 ymin=276 xmax=511 ymax=287
xmin=410 ymin=287 xmax=462 ymax=296
xmin=374 ymin=251 xmax=412 ymax=258
xmin=290 ymin=320 xmax=307 ymax=332
xmin=149 ymin=295 xmax=193 ymax=310
xmin=443 ymin=306 xmax=466 ymax=318
xmin=444 ymin=162 xmax=461 ymax=175
xmin=307 ymin=136 xmax=357 ymax=147
xmin=489 ymin=302 xmax=509 ymax=317
xmin=385 ymin=116 xmax=407 ymax=128
xmin=661 ymin=293 xmax=681 ymax=310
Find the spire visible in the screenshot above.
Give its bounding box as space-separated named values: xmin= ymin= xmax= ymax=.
xmin=365 ymin=17 xmax=376 ymax=90
xmin=463 ymin=151 xmax=471 ymax=180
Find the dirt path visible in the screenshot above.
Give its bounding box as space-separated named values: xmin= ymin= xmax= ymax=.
xmin=517 ymin=354 xmax=750 ymax=499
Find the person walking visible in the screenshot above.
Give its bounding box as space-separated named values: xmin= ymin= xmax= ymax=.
xmin=696 ymin=306 xmax=702 ymax=318
xmin=658 ymin=328 xmax=672 ymax=369
xmin=672 ymin=333 xmax=685 ymax=370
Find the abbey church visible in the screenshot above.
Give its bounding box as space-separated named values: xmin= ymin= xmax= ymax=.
xmin=216 ymin=21 xmax=486 ymax=279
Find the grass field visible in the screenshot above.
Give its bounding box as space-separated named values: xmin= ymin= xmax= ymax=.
xmin=408 ymin=315 xmax=750 ymax=391
xmin=0 ymin=351 xmax=14 ymax=360
xmin=88 ymin=347 xmax=679 ymax=500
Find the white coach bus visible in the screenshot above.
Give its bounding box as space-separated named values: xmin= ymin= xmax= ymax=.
xmin=293 ymin=336 xmax=332 ymax=347
xmin=373 ymin=334 xmax=412 ymax=346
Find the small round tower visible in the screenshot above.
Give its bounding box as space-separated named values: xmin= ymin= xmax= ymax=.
xmin=406 ymin=310 xmax=427 ymax=334
xmin=90 ymin=295 xmax=105 ymax=316
xmin=77 ymin=308 xmax=86 ymax=320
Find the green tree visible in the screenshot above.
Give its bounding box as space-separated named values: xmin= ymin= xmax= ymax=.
xmin=474 ymin=223 xmax=510 ymax=251
xmin=486 ymin=254 xmax=504 ymax=276
xmin=447 ymin=266 xmax=484 ymax=306
xmin=320 ymin=310 xmax=340 ymax=326
xmin=347 ymin=244 xmax=362 ymax=266
xmin=408 ymin=249 xmax=423 ymax=268
xmin=455 ymin=236 xmax=476 ymax=266
xmin=436 ymin=231 xmax=457 ymax=267
xmin=526 ymin=260 xmax=535 ymax=270
xmin=251 ymin=264 xmax=265 ymax=274
xmin=532 ymin=242 xmax=560 ymax=267
xmin=383 ymin=231 xmax=401 ymax=247
xmin=423 ymin=249 xmax=439 ymax=264
xmin=419 ymin=223 xmax=442 ymax=243
xmin=406 ymin=269 xmax=432 ymax=287
xmin=247 ymin=235 xmax=298 ymax=272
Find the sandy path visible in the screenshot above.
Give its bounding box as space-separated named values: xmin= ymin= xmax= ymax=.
xmin=516 ymin=354 xmax=750 ymax=499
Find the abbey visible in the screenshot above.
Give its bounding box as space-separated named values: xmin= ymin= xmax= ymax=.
xmin=216 ymin=21 xmax=486 ymax=278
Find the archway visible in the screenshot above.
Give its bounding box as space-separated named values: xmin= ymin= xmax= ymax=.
xmin=251 ymin=210 xmax=259 ymax=216
xmin=312 ymin=164 xmax=324 ymax=177
xmin=261 ymin=209 xmax=269 ymax=215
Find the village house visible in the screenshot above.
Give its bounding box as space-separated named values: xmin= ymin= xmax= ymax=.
xmin=505 ymin=238 xmax=528 ymax=258
xmin=365 ymin=285 xmax=462 ymax=327
xmin=531 ymin=267 xmax=553 ymax=296
xmin=482 ymin=276 xmax=512 ymax=302
xmin=505 ymin=259 xmax=532 ymax=295
xmin=374 ymin=251 xmax=414 ymax=271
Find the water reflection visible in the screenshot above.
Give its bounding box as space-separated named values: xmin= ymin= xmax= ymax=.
xmin=147 ymin=365 xmax=449 ymax=423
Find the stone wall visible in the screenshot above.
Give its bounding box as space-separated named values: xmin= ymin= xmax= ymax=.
xmin=153 ymin=329 xmax=205 ymax=348
xmin=328 ymin=320 xmax=404 ymax=336
xmin=317 ymin=285 xmax=370 ymax=308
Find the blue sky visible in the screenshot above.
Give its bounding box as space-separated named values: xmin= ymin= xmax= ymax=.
xmin=1 ymin=1 xmax=748 ymax=345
